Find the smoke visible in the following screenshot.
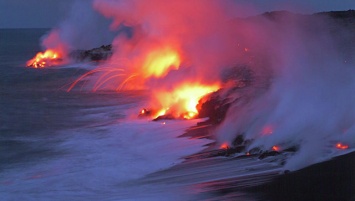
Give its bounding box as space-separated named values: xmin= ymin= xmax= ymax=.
xmin=215 ymin=13 xmax=355 ymax=170
xmin=91 ymin=0 xmax=253 ymax=87
xmin=88 ymin=0 xmax=258 ymax=115
xmin=41 ymin=0 xmax=117 ymax=58
xmin=41 ymin=0 xmax=355 ymax=170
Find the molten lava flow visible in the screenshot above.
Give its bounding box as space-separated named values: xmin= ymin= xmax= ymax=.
xmin=142 ymin=47 xmax=180 ymax=78
xmin=154 ymin=83 xmax=220 ymax=119
xmin=65 ymin=44 xmax=217 ymax=120
xmin=335 ymin=143 xmax=349 ymax=150
xmin=67 ymin=67 xmax=128 ymax=92
xmin=27 ymin=49 xmax=62 ymax=68
xmin=220 ymin=143 xmax=229 ymax=150
xmin=272 ymin=145 xmax=281 ymax=152
xmin=140 ymin=109 xmax=146 ymax=115
xmin=135 ymin=47 xmax=220 ymax=120
xmin=156 ymin=108 xmax=168 ymax=117
xmin=67 ymin=46 xmax=181 ymax=91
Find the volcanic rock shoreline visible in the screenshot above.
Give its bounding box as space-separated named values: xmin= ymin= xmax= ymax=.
xmin=167 ymin=10 xmax=355 ymax=200
xmin=69 ymin=10 xmax=355 ymax=200
xmin=178 ymin=10 xmax=355 ymax=200
xmin=70 ymin=44 xmax=113 ymax=62
xmin=252 ymin=151 xmax=355 ymax=201
xmin=182 ymin=10 xmax=355 ymax=199
xmin=69 ymin=9 xmax=355 ymax=159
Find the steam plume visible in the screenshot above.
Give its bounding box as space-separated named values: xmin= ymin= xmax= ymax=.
xmin=40 ymin=0 xmax=355 ymax=169
xmin=215 ymin=13 xmax=355 ymax=170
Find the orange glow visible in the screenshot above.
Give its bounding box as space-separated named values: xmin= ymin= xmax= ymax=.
xmin=65 ymin=44 xmax=219 ymax=120
xmin=183 ymin=112 xmax=196 ymax=120
xmin=220 ymin=143 xmax=229 ymax=150
xmin=142 ymin=47 xmax=180 ymax=78
xmin=27 ymin=49 xmax=62 ymax=68
xmin=261 ymin=125 xmax=274 ymax=135
xmin=156 ymin=108 xmax=168 ymax=117
xmin=67 ymin=67 xmax=127 ymax=92
xmin=67 ymin=46 xmax=180 ymax=91
xmin=272 ymin=145 xmax=280 ymax=152
xmin=154 ymin=82 xmax=220 ymax=119
xmin=335 ymin=143 xmax=349 ymax=150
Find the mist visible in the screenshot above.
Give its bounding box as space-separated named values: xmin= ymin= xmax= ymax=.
xmin=215 ymin=13 xmax=355 ymax=170
xmin=41 ymin=0 xmax=117 ymax=54
xmin=38 ymin=0 xmax=355 ymax=170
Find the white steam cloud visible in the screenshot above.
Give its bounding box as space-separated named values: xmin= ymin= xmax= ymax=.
xmin=40 ymin=0 xmax=355 ymax=170
xmin=215 ymin=14 xmax=355 ymax=170
xmin=42 ymin=0 xmax=117 ymax=52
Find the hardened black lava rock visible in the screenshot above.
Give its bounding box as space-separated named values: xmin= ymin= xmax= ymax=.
xmin=70 ymin=45 xmax=113 ymax=62
xmin=197 ymin=66 xmax=255 ymax=124
xmin=254 ymin=151 xmax=355 ymax=201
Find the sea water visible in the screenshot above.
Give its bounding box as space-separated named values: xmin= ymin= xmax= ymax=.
xmin=0 ymin=29 xmax=217 ymax=200
xmin=1 ymin=29 xmax=291 ymax=201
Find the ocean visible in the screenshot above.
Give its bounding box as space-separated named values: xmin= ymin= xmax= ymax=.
xmin=2 ymin=28 xmax=354 ymax=201
xmin=0 ymin=28 xmax=198 ymax=200
xmin=0 ymin=28 xmax=277 ymax=201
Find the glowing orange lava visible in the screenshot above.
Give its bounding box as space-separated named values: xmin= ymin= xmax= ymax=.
xmin=155 ymin=108 xmax=168 ymax=117
xmin=67 ymin=67 xmax=128 ymax=92
xmin=272 ymin=145 xmax=280 ymax=152
xmin=65 ymin=45 xmax=221 ymax=121
xmin=220 ymin=143 xmax=229 ymax=150
xmin=140 ymin=109 xmax=146 ymax=115
xmin=27 ymin=49 xmax=62 ymax=68
xmin=335 ymin=143 xmax=349 ymax=150
xmin=67 ymin=46 xmax=181 ymax=91
xmin=154 ymin=82 xmax=220 ymax=119
xmin=142 ymin=47 xmax=180 ymax=78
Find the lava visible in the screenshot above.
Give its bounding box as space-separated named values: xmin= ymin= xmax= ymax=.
xmin=66 ymin=46 xmax=212 ymax=120
xmin=67 ymin=46 xmax=181 ymax=92
xmin=67 ymin=67 xmax=127 ymax=92
xmin=140 ymin=109 xmax=147 ymax=115
xmin=142 ymin=47 xmax=181 ymax=78
xmin=272 ymin=145 xmax=281 ymax=152
xmin=220 ymin=143 xmax=229 ymax=150
xmin=153 ymin=82 xmax=220 ymax=119
xmin=27 ymin=49 xmax=62 ymax=68
xmin=335 ymin=143 xmax=349 ymax=150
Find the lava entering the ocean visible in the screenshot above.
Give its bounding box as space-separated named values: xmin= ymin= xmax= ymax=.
xmin=335 ymin=143 xmax=349 ymax=150
xmin=66 ymin=43 xmax=220 ymax=120
xmin=272 ymin=145 xmax=281 ymax=152
xmin=151 ymin=82 xmax=220 ymax=120
xmin=27 ymin=49 xmax=63 ymax=68
xmin=24 ymin=0 xmax=355 ymax=175
xmin=142 ymin=47 xmax=181 ymax=78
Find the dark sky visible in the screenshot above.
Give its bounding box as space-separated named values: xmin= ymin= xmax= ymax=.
xmin=1 ymin=0 xmax=355 ymax=28
xmin=0 ymin=0 xmax=73 ymax=28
